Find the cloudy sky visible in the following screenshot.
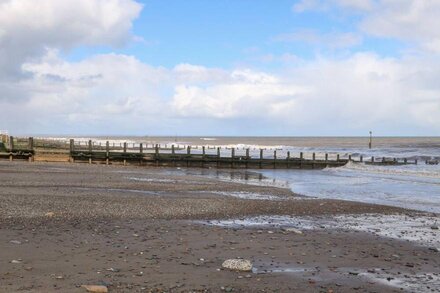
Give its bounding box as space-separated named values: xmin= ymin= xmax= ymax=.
xmin=1 ymin=0 xmax=440 ymax=136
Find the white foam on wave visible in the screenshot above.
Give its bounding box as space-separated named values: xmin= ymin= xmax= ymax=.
xmin=326 ymin=161 xmax=440 ymax=179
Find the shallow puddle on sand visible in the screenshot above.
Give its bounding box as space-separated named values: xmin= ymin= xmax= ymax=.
xmin=358 ymin=271 xmax=440 ymax=292
xmin=252 ymin=265 xmax=310 ymax=274
xmin=126 ymin=177 xmax=177 ymax=183
xmin=75 ymin=187 xmax=160 ymax=196
xmin=208 ymin=191 xmax=283 ymax=201
xmin=201 ymin=214 xmax=440 ymax=248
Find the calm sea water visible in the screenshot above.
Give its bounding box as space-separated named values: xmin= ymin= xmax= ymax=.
xmin=46 ymin=136 xmax=440 ymax=213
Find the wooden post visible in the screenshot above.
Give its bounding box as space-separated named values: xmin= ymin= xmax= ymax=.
xmin=186 ymin=146 xmax=191 ymax=167
xmin=123 ymin=142 xmax=127 ymax=166
xmin=171 ymin=145 xmax=176 ymax=167
xmin=348 ymin=155 xmax=352 ymax=161
xmin=337 ymin=154 xmax=340 ymax=162
xmin=202 ymin=146 xmax=206 ymax=168
xmin=28 ymin=137 xmax=34 ymax=150
xmin=404 ymin=158 xmax=407 ymax=164
xmin=27 ymin=137 xmax=34 ymax=162
xmin=287 ymin=151 xmax=290 ymax=168
xmin=154 ymin=144 xmax=159 ymax=167
xmin=382 ymin=157 xmax=385 ymax=163
xmin=273 ymin=150 xmax=277 ymax=169
xmin=106 ymin=141 xmax=110 ymax=165
xmin=88 ymin=140 xmax=92 ymax=164
xmin=9 ymin=137 xmax=13 ymax=161
xmin=246 ymin=148 xmax=250 ymax=169
xmin=369 ymin=131 xmax=372 ymax=149
xmin=69 ymin=139 xmax=74 ymax=163
xmin=139 ymin=143 xmax=143 ymax=166
xmin=312 ymin=153 xmax=316 ymax=161
xmin=371 ymin=156 xmax=375 ymax=163
xmin=9 ymin=136 xmax=14 ymax=151
xmin=231 ymin=148 xmax=235 ymax=168
xmin=300 ymin=152 xmax=303 ymax=160
xmin=325 ymin=153 xmax=328 ymax=161
xmin=217 ymin=147 xmax=220 ymax=168
xmin=415 ymin=159 xmax=418 ymax=165
xmin=259 ymin=149 xmax=263 ymax=169
xmin=360 ymin=155 xmax=363 ymax=162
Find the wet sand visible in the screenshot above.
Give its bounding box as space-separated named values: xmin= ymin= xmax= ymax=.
xmin=0 ymin=161 xmax=439 ymax=292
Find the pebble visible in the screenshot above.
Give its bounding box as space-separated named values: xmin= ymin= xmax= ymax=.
xmin=81 ymin=285 xmax=108 ymax=293
xmin=11 ymin=259 xmax=22 ymax=264
xmin=222 ymin=259 xmax=253 ymax=272
xmin=281 ymin=227 xmax=303 ymax=234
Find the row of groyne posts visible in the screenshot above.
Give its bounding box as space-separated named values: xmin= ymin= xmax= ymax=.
xmin=0 ymin=136 xmax=422 ymax=169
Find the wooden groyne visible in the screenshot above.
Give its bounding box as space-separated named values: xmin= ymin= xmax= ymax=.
xmin=0 ymin=137 xmax=422 ymax=169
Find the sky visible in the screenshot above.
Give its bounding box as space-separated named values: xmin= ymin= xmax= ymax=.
xmin=1 ymin=0 xmax=440 ymax=136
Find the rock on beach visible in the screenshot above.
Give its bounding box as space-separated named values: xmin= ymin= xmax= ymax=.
xmin=81 ymin=285 xmax=108 ymax=293
xmin=222 ymin=259 xmax=253 ymax=272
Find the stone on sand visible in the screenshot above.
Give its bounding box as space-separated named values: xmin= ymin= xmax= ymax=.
xmin=82 ymin=285 xmax=108 ymax=293
xmin=222 ymin=259 xmax=253 ymax=272
xmin=281 ymin=227 xmax=303 ymax=234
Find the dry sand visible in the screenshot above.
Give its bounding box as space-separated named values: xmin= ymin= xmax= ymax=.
xmin=0 ymin=161 xmax=439 ymax=292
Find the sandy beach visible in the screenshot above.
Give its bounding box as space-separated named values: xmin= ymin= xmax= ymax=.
xmin=0 ymin=161 xmax=439 ymax=292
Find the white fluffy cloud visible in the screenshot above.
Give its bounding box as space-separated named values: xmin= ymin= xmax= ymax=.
xmin=360 ymin=0 xmax=440 ymax=52
xmin=294 ymin=0 xmax=440 ymax=53
xmin=0 ymin=0 xmax=142 ymax=80
xmin=6 ymin=49 xmax=438 ymax=135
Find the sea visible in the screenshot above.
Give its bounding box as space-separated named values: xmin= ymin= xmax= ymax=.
xmin=42 ymin=136 xmax=440 ymax=214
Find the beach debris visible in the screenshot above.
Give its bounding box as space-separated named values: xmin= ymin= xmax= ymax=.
xmin=11 ymin=259 xmax=22 ymax=264
xmin=106 ymin=267 xmax=120 ymax=272
xmin=222 ymin=259 xmax=253 ymax=272
xmin=9 ymin=240 xmax=21 ymax=245
xmin=81 ymin=285 xmax=108 ymax=293
xmin=431 ymin=225 xmax=439 ymax=230
xmin=281 ymin=227 xmax=303 ymax=234
xmin=45 ymin=212 xmax=55 ymax=218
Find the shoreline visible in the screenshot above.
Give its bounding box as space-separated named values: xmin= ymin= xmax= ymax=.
xmin=1 ymin=161 xmax=439 ymax=292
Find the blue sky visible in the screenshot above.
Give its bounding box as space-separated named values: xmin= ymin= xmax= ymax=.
xmin=68 ymin=0 xmax=404 ymax=68
xmin=1 ymin=0 xmax=440 ymax=136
